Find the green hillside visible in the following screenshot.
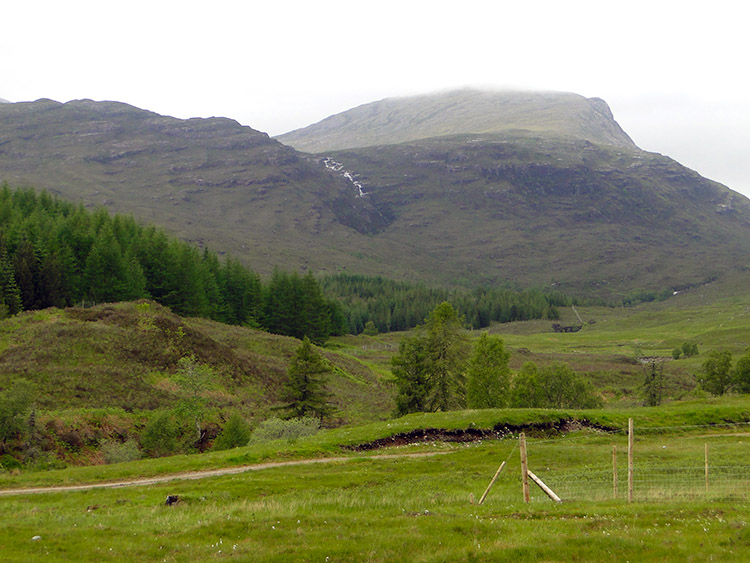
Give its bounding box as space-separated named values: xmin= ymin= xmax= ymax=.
xmin=0 ymin=300 xmax=393 ymax=424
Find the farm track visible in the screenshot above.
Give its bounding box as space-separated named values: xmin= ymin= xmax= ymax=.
xmin=0 ymin=451 xmax=450 ymax=497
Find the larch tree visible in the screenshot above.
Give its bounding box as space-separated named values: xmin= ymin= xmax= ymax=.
xmin=466 ymin=332 xmax=511 ymax=408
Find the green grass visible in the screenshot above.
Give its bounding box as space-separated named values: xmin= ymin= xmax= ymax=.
xmin=3 ymin=397 xmax=750 ymax=491
xmin=2 ymin=414 xmax=750 ymax=561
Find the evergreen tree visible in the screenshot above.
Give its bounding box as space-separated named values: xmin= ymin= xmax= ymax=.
xmin=278 ymin=337 xmax=334 ymax=421
xmin=424 ymin=302 xmax=469 ymax=411
xmin=643 ymin=360 xmax=664 ymax=406
xmin=13 ymin=238 xmax=40 ymax=310
xmin=392 ymin=334 xmax=431 ymax=415
xmin=466 ymin=332 xmax=510 ymax=408
xmin=392 ymin=302 xmax=470 ymax=414
xmin=299 ymin=271 xmax=331 ymax=344
xmin=0 ymin=244 xmax=22 ymax=316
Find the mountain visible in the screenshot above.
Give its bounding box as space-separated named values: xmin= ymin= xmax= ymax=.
xmin=0 ymin=97 xmax=10 ymax=104
xmin=0 ymin=98 xmax=388 ymax=273
xmin=278 ymin=89 xmax=750 ymax=296
xmin=1 ymin=92 xmax=750 ymax=299
xmin=276 ymin=89 xmax=636 ymax=152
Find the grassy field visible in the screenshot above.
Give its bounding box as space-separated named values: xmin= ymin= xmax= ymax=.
xmin=2 ymin=402 xmax=750 ymax=561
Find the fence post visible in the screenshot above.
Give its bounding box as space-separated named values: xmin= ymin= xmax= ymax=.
xmin=628 ymin=418 xmax=634 ymax=503
xmin=612 ymin=445 xmax=618 ymax=499
xmin=520 ymin=432 xmax=530 ymax=503
xmin=705 ymin=443 xmax=709 ymax=494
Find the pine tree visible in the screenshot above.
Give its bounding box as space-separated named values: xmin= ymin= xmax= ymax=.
xmin=0 ymin=244 xmax=22 ymax=316
xmin=278 ymin=337 xmax=334 ymax=421
xmin=392 ymin=334 xmax=431 ymax=415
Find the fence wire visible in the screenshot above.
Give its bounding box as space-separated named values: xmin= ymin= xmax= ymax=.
xmin=487 ymin=423 xmax=750 ymax=503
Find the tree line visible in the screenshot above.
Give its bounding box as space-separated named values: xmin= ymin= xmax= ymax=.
xmin=0 ymin=186 xmax=342 ymax=344
xmin=321 ymin=273 xmax=572 ymax=335
xmin=392 ymin=302 xmax=602 ymax=415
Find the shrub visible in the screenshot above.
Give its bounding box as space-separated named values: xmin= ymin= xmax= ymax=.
xmin=212 ymin=413 xmax=252 ymax=451
xmin=672 ymin=348 xmax=682 ymax=360
xmin=682 ymin=342 xmax=699 ymax=357
xmin=141 ymin=411 xmax=179 ymax=457
xmin=0 ymin=379 xmax=34 ymax=444
xmin=247 ymin=417 xmax=320 ymax=445
xmin=100 ymin=439 xmax=142 ymax=464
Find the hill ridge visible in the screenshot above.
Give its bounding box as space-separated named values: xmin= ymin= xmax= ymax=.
xmin=276 ymin=89 xmax=637 ymax=152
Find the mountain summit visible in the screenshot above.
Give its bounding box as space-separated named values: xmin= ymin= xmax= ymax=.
xmin=277 ymin=89 xmax=636 ymax=152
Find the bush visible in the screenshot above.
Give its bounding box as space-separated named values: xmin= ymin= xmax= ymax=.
xmin=682 ymin=342 xmax=699 ymax=358
xmin=0 ymin=379 xmax=34 ymax=444
xmin=0 ymin=453 xmax=22 ymax=470
xmin=100 ymin=439 xmax=142 ymax=464
xmin=672 ymin=348 xmax=682 ymax=360
xmin=212 ymin=413 xmax=251 ymax=451
xmin=247 ymin=417 xmax=320 ymax=445
xmin=510 ymin=361 xmax=602 ymax=409
xmin=141 ymin=411 xmax=179 ymax=457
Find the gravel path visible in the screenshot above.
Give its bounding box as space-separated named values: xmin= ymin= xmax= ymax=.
xmin=0 ymin=451 xmax=449 ymax=496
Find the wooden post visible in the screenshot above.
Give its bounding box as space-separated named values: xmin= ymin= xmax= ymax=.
xmin=612 ymin=445 xmax=618 ymax=499
xmin=628 ymin=418 xmax=634 ymax=503
xmin=478 ymin=461 xmax=507 ymax=505
xmin=705 ymin=443 xmax=709 ymax=494
xmin=520 ymin=433 xmax=530 ymax=503
xmin=527 ymin=470 xmax=562 ymax=503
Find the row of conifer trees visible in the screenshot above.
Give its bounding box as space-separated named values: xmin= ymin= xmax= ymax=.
xmin=0 ymin=186 xmax=343 ymax=343
xmin=0 ymin=186 xmax=574 ymax=341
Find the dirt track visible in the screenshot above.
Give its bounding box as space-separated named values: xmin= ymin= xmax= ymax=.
xmin=0 ymin=451 xmax=449 ymax=497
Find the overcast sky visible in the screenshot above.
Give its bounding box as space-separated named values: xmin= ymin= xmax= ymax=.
xmin=3 ymin=0 xmax=749 ymax=196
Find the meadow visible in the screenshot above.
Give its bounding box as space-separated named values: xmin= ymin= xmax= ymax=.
xmin=2 ymin=400 xmax=750 ymax=562
xmin=4 ymin=272 xmax=750 ymax=560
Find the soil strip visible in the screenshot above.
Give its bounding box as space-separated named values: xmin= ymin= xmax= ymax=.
xmin=0 ymin=451 xmax=449 ymax=497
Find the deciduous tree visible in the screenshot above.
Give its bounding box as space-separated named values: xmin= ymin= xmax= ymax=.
xmin=466 ymin=332 xmax=510 ymax=408
xmin=698 ymin=350 xmax=733 ymax=396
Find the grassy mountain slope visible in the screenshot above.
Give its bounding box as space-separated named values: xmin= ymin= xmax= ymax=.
xmin=0 ymin=300 xmax=394 ymax=424
xmin=277 ymin=88 xmax=636 ymax=152
xmin=0 ymin=99 xmax=389 ymax=274
xmin=320 ymin=132 xmax=750 ymax=296
xmin=2 ymin=93 xmax=750 ymax=299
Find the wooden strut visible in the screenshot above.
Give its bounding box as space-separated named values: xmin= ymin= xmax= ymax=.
xmin=527 ymin=470 xmax=562 ymax=503
xmin=478 ymin=461 xmax=507 ymax=505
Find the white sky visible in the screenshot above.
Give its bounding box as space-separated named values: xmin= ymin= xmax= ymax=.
xmin=2 ymin=0 xmax=749 ymax=196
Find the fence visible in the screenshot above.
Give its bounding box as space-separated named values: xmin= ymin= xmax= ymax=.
xmin=478 ymin=420 xmax=750 ymax=504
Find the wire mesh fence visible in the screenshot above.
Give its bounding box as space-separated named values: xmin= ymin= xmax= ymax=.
xmin=482 ymin=422 xmax=750 ymax=503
